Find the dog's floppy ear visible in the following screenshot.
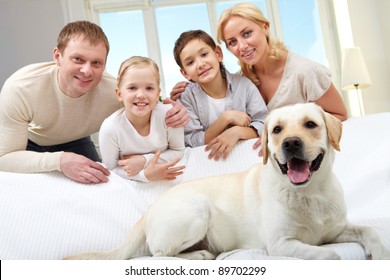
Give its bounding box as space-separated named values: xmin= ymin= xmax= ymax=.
xmin=323 ymin=111 xmax=342 ymax=151
xmin=261 ymin=120 xmax=269 ymax=164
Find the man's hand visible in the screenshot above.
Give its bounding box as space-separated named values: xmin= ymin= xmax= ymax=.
xmin=60 ymin=152 xmax=110 ymax=184
xmin=118 ymin=154 xmax=145 ymax=176
xmin=163 ymin=99 xmax=189 ymax=128
xmin=169 ymin=81 xmax=188 ymax=101
xmin=144 ymin=150 xmax=185 ymax=181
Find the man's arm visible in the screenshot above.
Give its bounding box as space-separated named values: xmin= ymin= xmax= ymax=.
xmin=163 ymin=99 xmax=189 ymax=128
xmin=0 ymin=99 xmax=110 ymax=183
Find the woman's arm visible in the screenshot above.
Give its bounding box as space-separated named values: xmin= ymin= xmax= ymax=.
xmin=315 ymin=83 xmax=348 ymax=121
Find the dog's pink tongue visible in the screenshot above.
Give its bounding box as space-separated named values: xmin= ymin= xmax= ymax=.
xmin=287 ymin=161 xmax=310 ymax=184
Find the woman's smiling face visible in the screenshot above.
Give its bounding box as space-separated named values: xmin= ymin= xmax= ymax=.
xmin=222 ymin=15 xmax=269 ymax=66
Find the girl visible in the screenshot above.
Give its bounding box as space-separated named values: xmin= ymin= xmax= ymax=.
xmin=99 ymin=56 xmax=185 ymax=182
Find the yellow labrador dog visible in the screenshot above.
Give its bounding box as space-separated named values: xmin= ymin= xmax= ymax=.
xmin=66 ymin=103 xmax=389 ymax=260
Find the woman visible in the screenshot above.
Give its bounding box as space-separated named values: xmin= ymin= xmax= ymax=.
xmin=216 ymin=2 xmax=347 ymax=121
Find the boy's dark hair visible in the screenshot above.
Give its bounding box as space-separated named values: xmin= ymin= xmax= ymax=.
xmin=173 ymin=30 xmax=217 ymax=69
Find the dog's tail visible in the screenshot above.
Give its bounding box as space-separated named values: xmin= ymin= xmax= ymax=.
xmin=64 ymin=218 xmax=147 ymax=260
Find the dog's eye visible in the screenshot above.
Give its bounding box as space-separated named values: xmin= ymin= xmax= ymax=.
xmin=305 ymin=121 xmax=317 ymax=129
xmin=272 ymin=126 xmax=282 ymax=134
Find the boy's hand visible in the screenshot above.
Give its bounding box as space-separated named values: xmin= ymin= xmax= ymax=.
xmin=205 ymin=128 xmax=240 ymax=161
xmin=222 ymin=110 xmax=251 ymax=127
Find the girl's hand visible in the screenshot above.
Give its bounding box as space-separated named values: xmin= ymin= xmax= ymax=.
xmin=144 ymin=150 xmax=186 ymax=181
xmin=118 ymin=155 xmax=145 ymax=176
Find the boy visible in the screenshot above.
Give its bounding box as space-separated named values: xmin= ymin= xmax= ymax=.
xmin=173 ymin=30 xmax=268 ymax=160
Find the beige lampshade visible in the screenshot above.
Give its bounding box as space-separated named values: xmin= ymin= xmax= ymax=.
xmin=342 ymin=47 xmax=372 ymax=91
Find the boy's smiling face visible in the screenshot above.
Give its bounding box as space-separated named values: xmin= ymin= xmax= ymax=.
xmin=179 ymin=39 xmax=223 ymax=85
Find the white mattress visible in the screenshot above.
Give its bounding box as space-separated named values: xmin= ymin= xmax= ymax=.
xmin=1 ymin=112 xmax=390 ymax=260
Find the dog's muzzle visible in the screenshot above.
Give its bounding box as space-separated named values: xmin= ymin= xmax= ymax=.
xmin=276 ymin=137 xmax=324 ymax=185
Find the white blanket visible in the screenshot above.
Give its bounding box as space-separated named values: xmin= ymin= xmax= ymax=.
xmin=1 ymin=112 xmax=390 ymax=260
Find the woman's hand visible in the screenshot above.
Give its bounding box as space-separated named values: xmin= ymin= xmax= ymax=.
xmin=252 ymin=136 xmax=263 ymax=157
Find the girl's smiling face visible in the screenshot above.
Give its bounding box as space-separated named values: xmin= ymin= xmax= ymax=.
xmin=116 ymin=65 xmax=160 ymax=120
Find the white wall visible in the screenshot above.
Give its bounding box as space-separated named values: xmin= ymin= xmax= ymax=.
xmin=1 ymin=0 xmax=389 ymax=115
xmin=0 ymin=0 xmax=67 ymax=87
xmin=346 ymin=0 xmax=390 ymax=115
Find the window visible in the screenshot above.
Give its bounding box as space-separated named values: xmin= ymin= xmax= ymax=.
xmin=99 ymin=10 xmax=148 ymax=77
xmin=154 ymin=3 xmax=211 ymax=94
xmin=214 ymin=1 xmax=268 ymax=74
xmin=89 ymin=0 xmax=336 ymax=97
xmin=278 ymin=0 xmax=327 ymax=67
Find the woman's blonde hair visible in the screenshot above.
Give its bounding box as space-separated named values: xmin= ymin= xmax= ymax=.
xmin=117 ymin=56 xmax=161 ymax=88
xmin=217 ymin=3 xmax=287 ymax=86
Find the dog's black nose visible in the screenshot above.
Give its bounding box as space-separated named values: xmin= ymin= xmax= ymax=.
xmin=282 ymin=137 xmax=303 ymax=153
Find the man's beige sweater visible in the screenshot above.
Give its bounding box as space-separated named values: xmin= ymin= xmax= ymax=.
xmin=0 ymin=62 xmax=120 ymax=173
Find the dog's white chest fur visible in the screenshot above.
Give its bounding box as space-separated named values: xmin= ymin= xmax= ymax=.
xmin=258 ymin=160 xmax=346 ymax=247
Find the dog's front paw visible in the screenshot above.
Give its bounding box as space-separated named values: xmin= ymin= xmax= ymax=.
xmin=366 ymin=246 xmax=390 ymax=260
xmin=317 ymin=250 xmax=340 ymax=260
xmin=177 ymin=250 xmax=216 ymax=260
xmin=63 ymin=252 xmax=110 ymax=260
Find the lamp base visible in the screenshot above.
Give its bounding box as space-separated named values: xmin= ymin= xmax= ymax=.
xmin=357 ymin=88 xmax=365 ymax=116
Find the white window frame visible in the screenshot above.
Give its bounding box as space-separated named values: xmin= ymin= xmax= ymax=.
xmin=65 ymin=0 xmax=342 ymax=97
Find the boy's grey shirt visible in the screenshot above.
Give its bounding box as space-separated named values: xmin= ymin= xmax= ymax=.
xmin=178 ymin=70 xmax=268 ymax=147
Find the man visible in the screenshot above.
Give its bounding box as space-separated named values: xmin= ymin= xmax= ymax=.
xmin=0 ymin=21 xmax=188 ymax=184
